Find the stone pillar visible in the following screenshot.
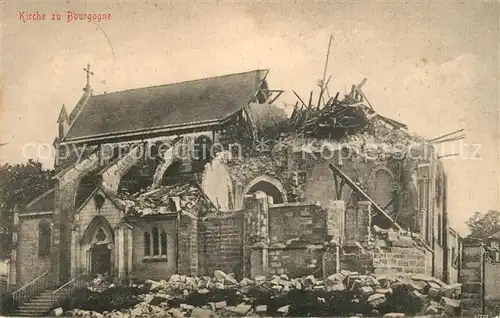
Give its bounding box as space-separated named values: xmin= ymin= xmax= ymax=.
xmin=127 ymin=228 xmax=133 ymax=278
xmin=177 ymin=213 xmax=199 ymax=276
xmin=70 ymin=228 xmax=78 ymax=278
xmin=234 ymin=182 xmax=244 ymax=210
xmin=356 ymin=201 xmax=372 ymax=244
xmin=326 ymin=200 xmax=345 ymax=244
xmin=118 ymin=227 xmax=125 ymax=279
xmin=460 ymin=239 xmax=485 ymax=316
xmin=345 ymin=201 xmax=372 ymax=244
xmin=243 ymin=191 xmax=269 ymax=278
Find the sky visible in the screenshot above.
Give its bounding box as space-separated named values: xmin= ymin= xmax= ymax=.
xmin=0 ymin=1 xmax=499 ymax=234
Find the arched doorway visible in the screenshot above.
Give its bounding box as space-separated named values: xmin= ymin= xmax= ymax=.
xmin=243 ymin=176 xmax=287 ymax=206
xmin=82 ymin=216 xmax=114 ymax=276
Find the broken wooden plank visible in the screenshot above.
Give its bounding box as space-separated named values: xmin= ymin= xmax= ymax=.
xmin=355 ymin=87 xmax=374 ymax=110
xmin=329 ymin=163 xmax=404 ymax=231
xmin=431 ymin=135 xmax=466 ymax=144
xmin=308 ymin=91 xmax=313 ymax=109
xmin=268 ymin=91 xmax=284 ymax=104
xmin=317 ymin=75 xmax=332 ymax=109
xmin=293 ymin=90 xmax=308 ymax=108
xmin=429 ymin=129 xmax=464 ymax=143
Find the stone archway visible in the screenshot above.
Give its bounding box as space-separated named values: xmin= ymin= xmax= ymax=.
xmin=242 ymin=175 xmax=287 ymax=206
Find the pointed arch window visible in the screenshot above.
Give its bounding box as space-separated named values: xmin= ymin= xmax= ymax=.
xmin=38 ymin=220 xmax=51 ymax=257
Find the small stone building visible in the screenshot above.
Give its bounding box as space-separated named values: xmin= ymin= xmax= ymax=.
xmin=9 ymin=69 xmax=461 ymax=289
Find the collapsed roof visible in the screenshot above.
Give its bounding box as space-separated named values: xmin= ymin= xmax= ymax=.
xmin=118 ymin=183 xmax=216 ymax=217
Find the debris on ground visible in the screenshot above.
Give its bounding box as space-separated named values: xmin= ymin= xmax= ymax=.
xmin=61 ymin=270 xmax=461 ymax=317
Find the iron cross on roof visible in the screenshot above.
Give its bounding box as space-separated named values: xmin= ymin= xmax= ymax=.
xmin=83 ymin=63 xmax=94 ymax=89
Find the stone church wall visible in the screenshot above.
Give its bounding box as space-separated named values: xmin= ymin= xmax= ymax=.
xmin=131 ymin=218 xmax=177 ymax=281
xmin=76 ymin=195 xmax=122 ymax=234
xmin=15 ymin=216 xmax=52 ymax=286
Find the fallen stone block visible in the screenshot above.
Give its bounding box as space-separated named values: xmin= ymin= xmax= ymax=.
xmin=411 ymin=274 xmax=434 ymax=282
xmin=329 ymin=282 xmax=346 ymax=292
xmin=232 ymin=303 xmax=252 ymax=316
xmin=368 ymin=293 xmax=386 ymax=307
xmin=53 ymin=307 xmax=64 ymax=317
xmin=359 ymin=285 xmax=375 ymax=296
xmin=383 ymin=313 xmax=406 ymax=318
xmin=180 ymin=304 xmax=195 ymax=311
xmin=254 ymin=276 xmax=266 ymax=286
xmin=424 ymin=305 xmax=441 ymax=315
xmin=326 ymin=273 xmax=346 ymax=284
xmin=393 ymin=236 xmax=415 ymax=247
xmin=376 ymin=288 xmax=392 ymax=295
xmin=255 ymin=305 xmax=267 ymax=313
xmin=190 ymin=307 xmax=217 ymax=318
xmin=295 ymin=280 xmax=303 ymax=290
xmin=277 ymin=305 xmax=290 ymax=315
xmin=302 ymin=275 xmax=316 ymax=287
xmin=131 ymin=306 xmax=146 ymax=316
xmin=440 ymin=282 xmax=461 ymax=298
xmin=272 ymin=284 xmax=283 ymax=292
xmin=167 ymin=308 xmax=185 ymax=318
xmin=144 ymin=294 xmax=155 ymax=304
xmin=215 ymin=301 xmax=227 ymax=310
xmin=146 ymin=279 xmax=162 ymax=291
xmin=239 ymin=277 xmax=254 ymax=287
xmin=340 ymin=269 xmax=358 ymax=277
xmin=197 ymin=288 xmax=209 ymax=294
xmin=426 ymin=281 xmax=441 ymax=290
xmin=169 ymin=274 xmax=182 ymax=283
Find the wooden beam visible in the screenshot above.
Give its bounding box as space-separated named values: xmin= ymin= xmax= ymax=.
xmin=317 ymin=75 xmax=332 ymax=109
xmin=431 ymin=135 xmax=466 ymax=144
xmin=268 ymin=91 xmax=284 ymax=104
xmin=293 ymin=90 xmax=308 ymax=108
xmin=429 ymin=129 xmax=464 ymax=143
xmin=328 ymin=163 xmax=404 ymax=231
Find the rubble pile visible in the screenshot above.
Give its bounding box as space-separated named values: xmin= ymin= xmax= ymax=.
xmin=369 ymin=225 xmax=429 ymax=252
xmin=59 ymin=270 xmax=462 ymax=317
xmin=247 ymin=80 xmax=428 ymax=164
xmin=118 ymin=184 xmax=215 ymax=216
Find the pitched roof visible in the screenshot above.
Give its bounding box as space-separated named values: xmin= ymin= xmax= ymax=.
xmin=64 ymin=69 xmax=269 ymax=142
xmin=22 ymin=189 xmax=55 ymax=213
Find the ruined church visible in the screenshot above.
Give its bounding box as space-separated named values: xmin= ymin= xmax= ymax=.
xmin=10 ymin=68 xmax=461 ymax=291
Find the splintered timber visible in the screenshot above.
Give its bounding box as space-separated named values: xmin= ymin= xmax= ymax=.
xmin=18 ymin=11 xmax=112 ymax=23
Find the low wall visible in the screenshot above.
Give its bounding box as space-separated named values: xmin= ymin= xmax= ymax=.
xmin=198 ymin=211 xmax=245 ymax=278
xmin=268 ymin=203 xmax=327 ymax=244
xmin=268 ymin=245 xmax=325 ymax=277
xmin=373 ymin=246 xmax=432 ymax=276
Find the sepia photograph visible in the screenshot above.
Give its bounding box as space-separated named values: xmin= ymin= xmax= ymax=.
xmin=0 ymin=1 xmax=499 ymax=317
